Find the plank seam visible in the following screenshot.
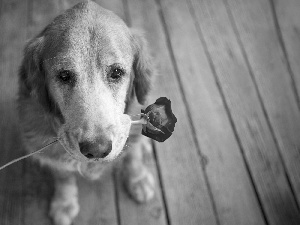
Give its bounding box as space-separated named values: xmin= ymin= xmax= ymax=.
xmin=223 ymin=0 xmax=300 ymax=213
xmin=154 ymin=0 xmax=221 ymax=224
xmin=268 ymin=0 xmax=300 ymax=211
xmin=113 ymin=170 xmax=122 ymax=225
xmin=268 ymin=0 xmax=300 ymax=112
xmin=187 ymin=0 xmax=270 ymax=224
xmin=151 ymin=141 xmax=171 ymax=225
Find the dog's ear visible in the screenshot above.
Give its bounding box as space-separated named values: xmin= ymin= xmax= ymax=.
xmin=19 ymin=36 xmax=53 ymax=112
xmin=131 ymin=30 xmax=154 ymax=105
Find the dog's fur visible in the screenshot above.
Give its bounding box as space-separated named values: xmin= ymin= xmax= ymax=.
xmin=18 ymin=2 xmax=155 ymax=225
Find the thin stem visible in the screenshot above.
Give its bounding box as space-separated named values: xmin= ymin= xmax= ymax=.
xmin=131 ymin=118 xmax=148 ymax=125
xmin=130 ymin=113 xmax=148 ymax=125
xmin=0 ymin=139 xmax=59 ymax=171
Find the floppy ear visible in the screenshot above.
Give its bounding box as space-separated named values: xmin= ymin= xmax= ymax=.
xmin=131 ymin=30 xmax=154 ymax=105
xmin=19 ymin=36 xmax=53 ymax=112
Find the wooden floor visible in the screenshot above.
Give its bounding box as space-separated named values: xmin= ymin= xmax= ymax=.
xmin=0 ymin=0 xmax=300 ymax=224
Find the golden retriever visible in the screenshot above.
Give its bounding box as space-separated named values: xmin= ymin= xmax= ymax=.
xmin=18 ymin=1 xmax=155 ymax=225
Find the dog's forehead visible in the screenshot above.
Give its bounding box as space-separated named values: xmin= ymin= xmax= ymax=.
xmin=43 ymin=2 xmax=133 ymax=64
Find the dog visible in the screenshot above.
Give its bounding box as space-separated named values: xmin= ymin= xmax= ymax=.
xmin=17 ymin=1 xmax=155 ymax=225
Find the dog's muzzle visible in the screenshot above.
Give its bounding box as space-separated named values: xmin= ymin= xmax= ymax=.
xmin=58 ymin=114 xmax=132 ymax=162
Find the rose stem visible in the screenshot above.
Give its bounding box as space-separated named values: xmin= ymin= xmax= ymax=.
xmin=0 ymin=139 xmax=59 ymax=172
xmin=131 ymin=116 xmax=148 ymax=125
xmin=130 ymin=113 xmax=148 ymax=125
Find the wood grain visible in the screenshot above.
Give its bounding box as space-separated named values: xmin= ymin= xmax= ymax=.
xmin=127 ymin=0 xmax=226 ymax=224
xmin=272 ymin=0 xmax=300 ymax=204
xmin=272 ymin=0 xmax=300 ymax=104
xmin=73 ymin=170 xmax=118 ymax=225
xmin=158 ymin=0 xmax=269 ymax=224
xmin=224 ymin=0 xmax=300 ymax=216
xmin=0 ymin=0 xmax=28 ymax=224
xmin=115 ymin=153 xmax=168 ymax=225
xmin=188 ymin=0 xmax=300 ymax=224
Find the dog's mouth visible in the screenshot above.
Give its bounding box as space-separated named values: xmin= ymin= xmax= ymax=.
xmin=57 ymin=115 xmax=132 ymax=163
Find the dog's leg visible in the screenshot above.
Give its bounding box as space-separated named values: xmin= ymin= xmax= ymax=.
xmin=122 ymin=136 xmax=155 ymax=203
xmin=49 ymin=171 xmax=79 ymax=225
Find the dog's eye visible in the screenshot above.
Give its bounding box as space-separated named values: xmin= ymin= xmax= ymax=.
xmin=57 ymin=70 xmax=73 ymax=83
xmin=108 ymin=67 xmax=125 ymax=81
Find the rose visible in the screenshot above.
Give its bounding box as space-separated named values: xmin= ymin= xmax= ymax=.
xmin=140 ymin=97 xmax=177 ymax=142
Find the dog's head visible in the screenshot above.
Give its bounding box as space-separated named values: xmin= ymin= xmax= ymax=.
xmin=19 ymin=2 xmax=153 ymax=162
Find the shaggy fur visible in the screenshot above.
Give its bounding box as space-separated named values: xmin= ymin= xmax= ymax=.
xmin=18 ymin=2 xmax=155 ymax=225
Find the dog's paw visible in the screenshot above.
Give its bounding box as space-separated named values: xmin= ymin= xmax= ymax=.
xmin=49 ymin=192 xmax=79 ymax=225
xmin=123 ymin=166 xmax=155 ymax=203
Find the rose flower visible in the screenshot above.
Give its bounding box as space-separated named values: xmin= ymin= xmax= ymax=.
xmin=138 ymin=97 xmax=177 ymax=142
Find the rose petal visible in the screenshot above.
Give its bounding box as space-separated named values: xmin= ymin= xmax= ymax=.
xmin=140 ymin=97 xmax=177 ymax=142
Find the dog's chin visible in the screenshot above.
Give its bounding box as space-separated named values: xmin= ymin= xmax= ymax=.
xmin=57 ymin=114 xmax=132 ymax=163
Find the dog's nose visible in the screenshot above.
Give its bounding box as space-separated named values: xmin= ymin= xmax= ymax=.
xmin=79 ymin=140 xmax=112 ymax=159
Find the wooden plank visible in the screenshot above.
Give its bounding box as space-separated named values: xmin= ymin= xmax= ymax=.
xmin=73 ymin=169 xmax=118 ymax=225
xmin=273 ymin=0 xmax=300 ymax=203
xmin=225 ymin=0 xmax=300 ymax=212
xmin=128 ymin=0 xmax=219 ymax=224
xmin=188 ymin=0 xmax=300 ymax=224
xmin=23 ymin=160 xmax=53 ymax=225
xmin=273 ymin=0 xmax=300 ymax=104
xmin=0 ymin=0 xmax=28 ymax=223
xmin=115 ymin=151 xmax=168 ymax=225
xmin=157 ymin=0 xmax=268 ymax=224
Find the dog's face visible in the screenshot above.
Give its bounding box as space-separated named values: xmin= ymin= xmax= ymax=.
xmin=20 ymin=2 xmax=153 ymax=162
